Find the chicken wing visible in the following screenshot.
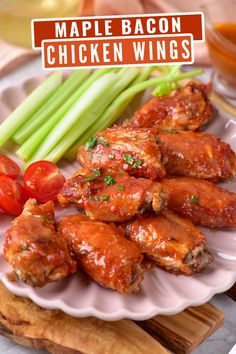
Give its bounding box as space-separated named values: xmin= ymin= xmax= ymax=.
xmin=124 ymin=82 xmax=213 ymax=132
xmin=59 ymin=214 xmax=144 ymax=293
xmin=162 ymin=177 xmax=236 ymax=228
xmin=78 ymin=126 xmax=166 ymax=180
xmin=58 ymin=168 xmax=167 ymax=222
xmin=4 ymin=199 xmax=77 ymax=287
xmin=125 ymin=209 xmax=213 ymax=275
xmin=158 ymin=131 xmax=236 ymax=183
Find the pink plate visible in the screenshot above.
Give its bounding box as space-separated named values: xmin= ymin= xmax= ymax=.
xmin=0 ymin=74 xmax=236 ymax=321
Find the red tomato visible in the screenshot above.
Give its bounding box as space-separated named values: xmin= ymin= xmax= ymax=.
xmin=24 ymin=161 xmax=66 ymax=203
xmin=0 ymin=176 xmax=28 ymax=215
xmin=0 ymin=154 xmax=20 ymax=179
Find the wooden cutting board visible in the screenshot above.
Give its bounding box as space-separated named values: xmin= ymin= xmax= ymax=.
xmin=0 ymin=281 xmax=227 ymax=354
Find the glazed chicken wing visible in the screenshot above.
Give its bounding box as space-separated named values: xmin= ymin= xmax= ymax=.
xmin=158 ymin=131 xmax=236 ymax=183
xmin=162 ymin=177 xmax=236 ymax=228
xmin=4 ymin=199 xmax=77 ymax=287
xmin=59 ymin=214 xmax=144 ymax=293
xmin=58 ymin=168 xmax=167 ymax=222
xmin=78 ymin=126 xmax=166 ymax=180
xmin=125 ymin=209 xmax=213 ymax=275
xmin=124 ymin=82 xmax=212 ymax=132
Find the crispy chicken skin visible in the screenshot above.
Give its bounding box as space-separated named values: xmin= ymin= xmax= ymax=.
xmin=125 ymin=209 xmax=213 ymax=275
xmin=158 ymin=131 xmax=236 ymax=183
xmin=4 ymin=199 xmax=77 ymax=287
xmin=58 ymin=168 xmax=167 ymax=222
xmin=124 ymin=82 xmax=213 ymax=132
xmin=59 ymin=214 xmax=144 ymax=293
xmin=78 ymin=126 xmax=166 ymax=180
xmin=162 ymin=177 xmax=236 ymax=228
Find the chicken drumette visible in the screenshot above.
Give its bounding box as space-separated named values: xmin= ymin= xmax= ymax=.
xmin=162 ymin=177 xmax=236 ymax=228
xmin=58 ymin=168 xmax=167 ymax=222
xmin=124 ymin=81 xmax=213 ymax=132
xmin=158 ymin=131 xmax=236 ymax=183
xmin=4 ymin=199 xmax=77 ymax=287
xmin=59 ymin=214 xmax=144 ymax=293
xmin=78 ymin=126 xmax=166 ymax=180
xmin=125 ymin=209 xmax=213 ymax=275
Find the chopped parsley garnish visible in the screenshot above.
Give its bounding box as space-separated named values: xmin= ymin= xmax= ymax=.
xmin=133 ymin=159 xmax=142 ymax=168
xmin=108 ymin=154 xmax=115 ymax=159
xmin=85 ymin=136 xmax=109 ymax=151
xmin=101 ymin=195 xmax=109 ymax=201
xmin=165 ymin=129 xmax=179 ymax=134
xmin=104 ymin=175 xmax=116 ymax=185
xmin=97 ymin=137 xmax=109 ymax=147
xmin=22 ymin=244 xmax=27 ymax=251
xmin=85 ymin=136 xmax=97 ymax=151
xmin=95 ymin=196 xmax=100 ymax=202
xmin=88 ymin=195 xmax=95 ymax=201
xmin=123 ymin=154 xmax=134 ymax=165
xmin=89 ymin=154 xmax=93 ymax=161
xmin=117 ymin=185 xmax=124 ymax=191
xmin=85 ymin=168 xmax=101 ymax=181
xmin=39 ymin=215 xmax=53 ymax=224
xmin=190 ymin=195 xmax=199 ymax=204
xmin=123 ymin=154 xmax=142 ymax=169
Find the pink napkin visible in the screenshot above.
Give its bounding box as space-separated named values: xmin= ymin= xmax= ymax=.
xmin=0 ymin=40 xmax=37 ymax=78
xmin=81 ymin=0 xmax=212 ymax=65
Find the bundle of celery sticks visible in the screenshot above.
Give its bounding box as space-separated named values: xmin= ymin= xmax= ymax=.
xmin=0 ymin=65 xmax=202 ymax=165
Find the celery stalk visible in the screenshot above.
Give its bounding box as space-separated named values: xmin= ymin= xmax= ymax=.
xmin=43 ymin=68 xmax=139 ymax=164
xmin=12 ymin=69 xmax=91 ymax=145
xmin=65 ymin=68 xmax=203 ymax=162
xmin=0 ymin=72 xmax=62 ymax=147
xmin=17 ymin=68 xmax=114 ymax=161
xmin=25 ymin=72 xmax=121 ymax=164
xmin=64 ymin=66 xmax=154 ymax=161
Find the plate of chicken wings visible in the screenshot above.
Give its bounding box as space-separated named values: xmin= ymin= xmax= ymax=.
xmin=0 ymin=74 xmax=236 ymax=320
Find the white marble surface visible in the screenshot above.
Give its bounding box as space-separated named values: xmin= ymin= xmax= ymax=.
xmin=0 ymin=58 xmax=235 ymax=354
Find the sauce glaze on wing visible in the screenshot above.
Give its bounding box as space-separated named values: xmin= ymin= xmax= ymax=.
xmin=4 ymin=199 xmax=77 ymax=287
xmin=59 ymin=214 xmax=144 ymax=293
xmin=124 ymin=81 xmax=213 ymax=132
xmin=78 ymin=126 xmax=166 ymax=180
xmin=158 ymin=131 xmax=236 ymax=183
xmin=125 ymin=209 xmax=213 ymax=275
xmin=58 ymin=168 xmax=167 ymax=222
xmin=162 ymin=177 xmax=236 ymax=228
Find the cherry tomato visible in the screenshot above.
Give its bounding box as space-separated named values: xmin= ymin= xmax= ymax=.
xmin=0 ymin=176 xmax=28 ymax=215
xmin=0 ymin=153 xmax=20 ymax=179
xmin=23 ymin=161 xmax=66 ymax=203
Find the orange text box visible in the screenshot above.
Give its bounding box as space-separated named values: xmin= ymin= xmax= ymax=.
xmin=33 ymin=13 xmax=203 ymax=49
xmin=42 ymin=34 xmax=193 ymax=69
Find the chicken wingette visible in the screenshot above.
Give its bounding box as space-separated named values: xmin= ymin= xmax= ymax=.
xmin=124 ymin=81 xmax=213 ymax=132
xmin=78 ymin=126 xmax=166 ymax=180
xmin=4 ymin=199 xmax=77 ymax=287
xmin=158 ymin=131 xmax=236 ymax=183
xmin=125 ymin=209 xmax=213 ymax=275
xmin=58 ymin=168 xmax=167 ymax=222
xmin=162 ymin=177 xmax=236 ymax=228
xmin=59 ymin=214 xmax=144 ymax=293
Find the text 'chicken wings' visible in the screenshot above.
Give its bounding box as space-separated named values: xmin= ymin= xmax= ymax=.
xmin=58 ymin=168 xmax=167 ymax=222
xmin=125 ymin=209 xmax=213 ymax=275
xmin=158 ymin=131 xmax=236 ymax=183
xmin=4 ymin=199 xmax=77 ymax=287
xmin=125 ymin=81 xmax=213 ymax=132
xmin=162 ymin=177 xmax=236 ymax=228
xmin=78 ymin=126 xmax=166 ymax=180
xmin=59 ymin=214 xmax=144 ymax=293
